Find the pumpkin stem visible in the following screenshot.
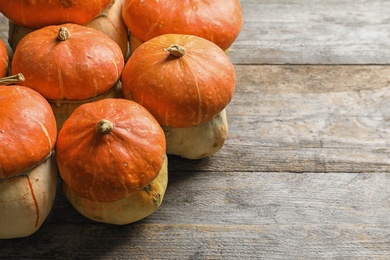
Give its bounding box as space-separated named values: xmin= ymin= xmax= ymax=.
xmin=164 ymin=44 xmax=186 ymax=57
xmin=95 ymin=119 xmax=114 ymax=134
xmin=0 ymin=73 xmax=25 ymax=85
xmin=57 ymin=27 xmax=71 ymax=41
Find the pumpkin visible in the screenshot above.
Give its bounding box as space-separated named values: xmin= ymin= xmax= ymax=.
xmin=122 ymin=0 xmax=243 ymax=53
xmin=0 ymin=0 xmax=114 ymax=29
xmin=11 ymin=23 xmax=125 ymax=129
xmin=0 ymin=39 xmax=8 ymax=77
xmin=121 ymin=34 xmax=235 ymax=158
xmin=8 ymin=0 xmax=129 ymax=58
xmin=56 ymin=98 xmax=167 ymax=224
xmin=0 ymin=74 xmax=58 ymax=239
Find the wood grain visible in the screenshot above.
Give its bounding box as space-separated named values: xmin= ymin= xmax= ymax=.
xmin=1 ymin=223 xmax=390 ymax=259
xmin=230 ymin=0 xmax=390 ymax=64
xmin=1 ymin=169 xmax=390 ymax=258
xmin=169 ymin=65 xmax=390 ymax=173
xmin=47 ymin=170 xmax=390 ymax=226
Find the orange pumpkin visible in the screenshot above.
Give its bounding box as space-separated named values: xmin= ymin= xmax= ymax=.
xmin=0 ymin=74 xmax=57 ymax=177
xmin=56 ymin=98 xmax=167 ymax=224
xmin=0 ymin=40 xmax=8 ymax=77
xmin=57 ymin=98 xmax=165 ymax=202
xmin=11 ymin=23 xmax=125 ymax=129
xmin=0 ymin=0 xmax=114 ymax=29
xmin=12 ymin=24 xmax=124 ymax=100
xmin=0 ymin=74 xmax=58 ymax=238
xmin=121 ymin=34 xmax=236 ymax=128
xmin=122 ymin=0 xmax=243 ymax=53
xmin=8 ymin=0 xmax=129 ymax=57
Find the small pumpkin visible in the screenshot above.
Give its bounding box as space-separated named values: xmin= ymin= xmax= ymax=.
xmin=0 ymin=39 xmax=8 ymax=77
xmin=122 ymin=0 xmax=243 ymax=53
xmin=0 ymin=74 xmax=58 ymax=239
xmin=11 ymin=23 xmax=125 ymax=129
xmin=0 ymin=0 xmax=114 ymax=29
xmin=56 ymin=98 xmax=167 ymax=224
xmin=8 ymin=0 xmax=129 ymax=57
xmin=121 ymin=34 xmax=236 ymax=158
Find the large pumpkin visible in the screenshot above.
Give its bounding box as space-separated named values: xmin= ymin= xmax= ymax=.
xmin=11 ymin=23 xmax=125 ymax=129
xmin=56 ymin=98 xmax=167 ymax=224
xmin=0 ymin=0 xmax=114 ymax=29
xmin=8 ymin=0 xmax=129 ymax=58
xmin=0 ymin=40 xmax=8 ymax=77
xmin=122 ymin=0 xmax=243 ymax=53
xmin=121 ymin=34 xmax=235 ymax=159
xmin=121 ymin=34 xmax=235 ymax=128
xmin=0 ymin=74 xmax=58 ymax=239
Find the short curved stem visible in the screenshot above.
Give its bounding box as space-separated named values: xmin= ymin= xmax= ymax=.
xmin=57 ymin=27 xmax=71 ymax=41
xmin=0 ymin=73 xmax=25 ymax=85
xmin=95 ymin=119 xmax=114 ymax=134
xmin=164 ymin=44 xmax=186 ymax=57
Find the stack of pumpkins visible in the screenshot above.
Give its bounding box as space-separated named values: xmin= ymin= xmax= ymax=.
xmin=0 ymin=0 xmax=243 ymax=238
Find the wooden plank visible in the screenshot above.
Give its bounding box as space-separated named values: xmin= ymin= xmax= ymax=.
xmin=1 ymin=223 xmax=389 ymax=259
xmin=2 ymin=170 xmax=390 ymax=257
xmin=230 ymin=0 xmax=390 ymax=64
xmin=169 ymin=65 xmax=390 ymax=173
xmin=48 ymin=170 xmax=390 ymax=225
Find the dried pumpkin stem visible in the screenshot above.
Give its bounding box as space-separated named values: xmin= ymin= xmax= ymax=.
xmin=57 ymin=27 xmax=71 ymax=41
xmin=0 ymin=73 xmax=25 ymax=85
xmin=164 ymin=44 xmax=186 ymax=57
xmin=95 ymin=119 xmax=114 ymax=134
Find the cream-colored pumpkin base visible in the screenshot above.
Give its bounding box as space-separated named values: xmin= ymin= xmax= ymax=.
xmin=62 ymin=155 xmax=168 ymax=225
xmin=162 ymin=109 xmax=228 ymax=159
xmin=0 ymin=153 xmax=58 ymax=239
xmin=50 ymin=82 xmax=124 ymax=130
xmin=86 ymin=0 xmax=129 ymax=58
xmin=8 ymin=0 xmax=129 ymax=58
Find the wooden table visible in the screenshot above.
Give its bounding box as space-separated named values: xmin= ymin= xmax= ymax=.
xmin=1 ymin=1 xmax=390 ymax=259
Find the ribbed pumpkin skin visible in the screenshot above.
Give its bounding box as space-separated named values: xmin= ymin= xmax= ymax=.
xmin=0 ymin=40 xmax=8 ymax=77
xmin=8 ymin=0 xmax=128 ymax=58
xmin=11 ymin=23 xmax=124 ymax=101
xmin=0 ymin=0 xmax=114 ymax=29
xmin=0 ymin=85 xmax=57 ymax=178
xmin=56 ymin=98 xmax=166 ymax=202
xmin=122 ymin=0 xmax=243 ymax=50
xmin=121 ymin=34 xmax=236 ymax=128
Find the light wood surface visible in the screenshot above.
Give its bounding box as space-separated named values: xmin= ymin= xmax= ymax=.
xmin=1 ymin=1 xmax=390 ymax=259
xmin=231 ymin=0 xmax=390 ymax=64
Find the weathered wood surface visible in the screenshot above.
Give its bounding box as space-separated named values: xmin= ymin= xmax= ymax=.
xmin=1 ymin=0 xmax=390 ymax=259
xmin=231 ymin=0 xmax=390 ymax=64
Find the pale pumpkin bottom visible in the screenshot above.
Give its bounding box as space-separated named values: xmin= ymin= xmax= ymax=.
xmin=0 ymin=153 xmax=58 ymax=239
xmin=62 ymin=155 xmax=168 ymax=225
xmin=50 ymin=82 xmax=124 ymax=130
xmin=162 ymin=109 xmax=228 ymax=159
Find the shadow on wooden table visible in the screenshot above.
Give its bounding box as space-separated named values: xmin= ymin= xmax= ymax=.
xmin=0 ymin=155 xmax=215 ymax=258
